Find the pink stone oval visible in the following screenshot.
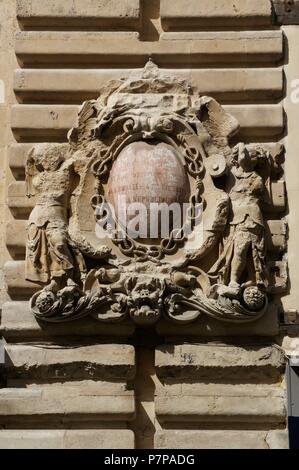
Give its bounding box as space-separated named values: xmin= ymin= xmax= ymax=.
xmin=107 ymin=141 xmax=190 ymax=237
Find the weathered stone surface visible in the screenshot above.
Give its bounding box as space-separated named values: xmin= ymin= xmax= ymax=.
xmin=156 ymin=392 xmax=286 ymax=424
xmin=225 ymin=104 xmax=283 ymax=137
xmin=266 ymin=430 xmax=289 ymax=449
xmin=0 ymin=341 xmax=4 ymax=367
xmin=267 ymin=219 xmax=287 ymax=252
xmin=0 ymin=0 xmax=294 ymax=451
xmin=8 ymin=143 xmax=68 ymax=179
xmin=0 ymin=384 xmax=135 ymax=424
xmin=17 ymin=0 xmax=140 ymax=29
xmin=4 ymin=344 xmax=135 ymax=380
xmin=0 ymin=429 xmax=134 ymax=449
xmin=8 ymin=142 xmax=284 ymax=179
xmin=156 ymin=381 xmax=285 ymax=397
xmin=271 ymin=180 xmax=286 ymax=211
xmin=282 ymin=27 xmax=299 ymax=315
xmin=161 ymin=0 xmax=273 ymax=28
xmin=156 ymin=344 xmax=285 ymax=380
xmin=4 ymin=261 xmax=39 ymax=297
xmin=155 ymin=340 xmax=286 ymax=430
xmin=10 ymin=62 xmax=287 ymax=329
xmin=0 ymin=302 xmax=135 ymax=339
xmin=281 ymin=336 xmax=299 ymax=356
xmin=8 ymin=144 xmax=31 ymax=179
xmin=0 ymin=0 xmax=299 ymax=448
xmin=155 ymin=430 xmax=270 ymax=449
xmin=273 ymin=0 xmax=299 ymax=24
xmin=11 ymin=104 xmax=284 ymax=141
xmin=160 ymin=31 xmax=283 ymax=63
xmin=107 ymin=141 xmax=190 ymax=234
xmin=14 ymin=68 xmax=283 ymax=104
xmin=15 ymin=31 xmax=283 ymax=67
xmin=156 ymin=303 xmax=280 ymax=337
xmin=11 ymin=105 xmax=78 ymax=141
xmin=5 ymin=220 xmax=27 ymax=258
xmin=7 ymin=181 xmax=34 ymax=218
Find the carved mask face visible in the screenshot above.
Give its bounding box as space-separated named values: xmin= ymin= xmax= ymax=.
xmin=129 ymin=277 xmax=164 ymax=305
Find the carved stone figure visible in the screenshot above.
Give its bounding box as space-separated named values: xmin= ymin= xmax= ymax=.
xmin=209 ymin=143 xmax=269 ymax=293
xmin=25 ymin=61 xmax=288 ymax=326
xmin=25 ymin=143 xmax=112 ymax=293
xmin=25 ymin=143 xmax=86 ymax=290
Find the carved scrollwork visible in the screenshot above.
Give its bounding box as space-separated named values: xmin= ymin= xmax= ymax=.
xmin=25 ymin=61 xmax=288 ymax=328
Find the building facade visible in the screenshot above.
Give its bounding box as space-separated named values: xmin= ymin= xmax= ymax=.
xmin=0 ymin=0 xmax=299 ymax=449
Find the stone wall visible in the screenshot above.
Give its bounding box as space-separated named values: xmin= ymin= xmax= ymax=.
xmin=0 ymin=0 xmax=298 ymax=449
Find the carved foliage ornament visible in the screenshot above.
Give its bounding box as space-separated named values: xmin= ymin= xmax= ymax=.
xmin=25 ymin=61 xmax=288 ymax=326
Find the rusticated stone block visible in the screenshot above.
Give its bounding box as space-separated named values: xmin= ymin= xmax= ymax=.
xmin=266 ymin=219 xmax=287 ymax=252
xmin=8 ymin=143 xmax=68 ymax=179
xmin=0 ymin=301 xmax=135 ymax=339
xmin=4 ymin=344 xmax=135 ymax=381
xmin=155 ymin=429 xmax=289 ymax=449
xmin=17 ymin=0 xmax=140 ymax=29
xmin=271 ymin=180 xmax=286 ymax=211
xmin=156 ymin=344 xmax=285 ymax=381
xmin=8 ymin=141 xmax=284 ymax=176
xmin=15 ymin=31 xmax=283 ymax=67
xmin=156 ymin=392 xmax=286 ymax=424
xmin=8 ymin=143 xmax=31 ymax=179
xmin=0 ymin=384 xmax=135 ymax=425
xmin=6 ymin=220 xmax=27 ymax=258
xmin=155 ymin=343 xmax=287 ymax=429
xmin=0 ymin=429 xmax=134 ymax=449
xmin=161 ymin=0 xmax=273 ymax=29
xmin=14 ymin=68 xmax=283 ymax=105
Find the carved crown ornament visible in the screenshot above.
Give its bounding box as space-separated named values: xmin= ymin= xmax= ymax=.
xmin=25 ymin=61 xmax=288 ymax=327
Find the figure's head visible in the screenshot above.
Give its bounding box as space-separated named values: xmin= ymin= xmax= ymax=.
xmin=232 ymin=143 xmax=267 ymax=172
xmin=239 ymin=143 xmax=256 ymax=171
xmin=232 ymin=143 xmax=256 ymax=172
xmin=247 ymin=145 xmax=268 ymax=168
xmin=32 ymin=144 xmax=64 ymax=171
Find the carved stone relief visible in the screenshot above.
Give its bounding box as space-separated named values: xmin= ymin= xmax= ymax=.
xmin=25 ymin=61 xmax=288 ymax=327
